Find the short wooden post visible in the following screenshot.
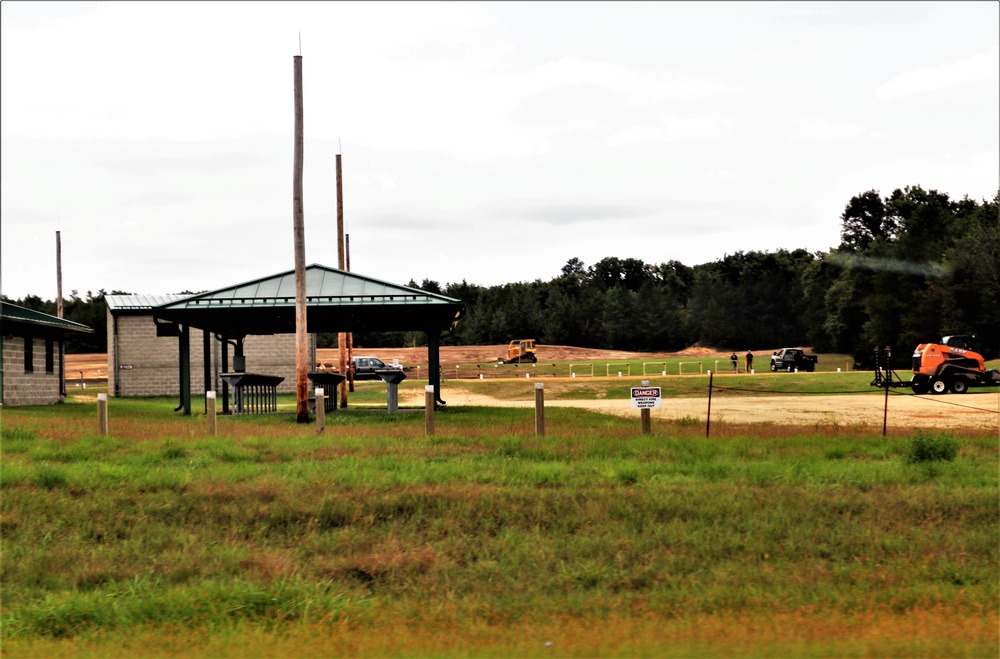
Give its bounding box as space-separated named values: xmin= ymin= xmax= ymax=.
xmin=424 ymin=385 xmax=435 ymax=436
xmin=315 ymin=387 xmax=326 ymax=435
xmin=206 ymin=391 xmax=217 ymax=436
xmin=535 ymin=382 xmax=545 ymax=436
xmin=97 ymin=393 xmax=108 ymax=436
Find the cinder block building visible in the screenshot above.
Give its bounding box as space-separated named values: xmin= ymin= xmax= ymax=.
xmin=106 ymin=295 xmax=305 ymax=398
xmin=1 ymin=301 xmax=93 ymax=407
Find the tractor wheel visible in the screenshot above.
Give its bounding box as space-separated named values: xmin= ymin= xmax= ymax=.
xmin=950 ymin=379 xmax=968 ymax=394
xmin=910 ymin=378 xmax=929 ymax=395
xmin=930 ymin=378 xmax=949 ymax=395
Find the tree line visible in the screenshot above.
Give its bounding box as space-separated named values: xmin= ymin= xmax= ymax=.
xmin=5 ymin=186 xmax=997 ymax=368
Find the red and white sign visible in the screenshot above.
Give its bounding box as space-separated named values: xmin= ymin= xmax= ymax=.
xmin=631 ymin=386 xmax=661 ymax=409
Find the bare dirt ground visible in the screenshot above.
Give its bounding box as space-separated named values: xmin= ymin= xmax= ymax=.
xmin=69 ymin=349 xmax=1000 ymax=430
xmin=404 ymin=389 xmax=1000 ymax=431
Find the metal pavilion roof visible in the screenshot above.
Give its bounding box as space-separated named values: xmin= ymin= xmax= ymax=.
xmin=0 ymin=301 xmax=93 ymax=333
xmin=106 ymin=294 xmax=187 ymax=311
xmin=153 ymin=264 xmax=464 ymax=336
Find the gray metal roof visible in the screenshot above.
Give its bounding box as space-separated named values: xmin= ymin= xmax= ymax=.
xmin=153 ymin=264 xmax=464 ymax=336
xmin=161 ymin=265 xmax=458 ymax=310
xmin=106 ymin=294 xmax=187 ymax=310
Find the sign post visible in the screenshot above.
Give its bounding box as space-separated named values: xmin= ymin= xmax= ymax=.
xmin=631 ymin=382 xmax=660 ymax=435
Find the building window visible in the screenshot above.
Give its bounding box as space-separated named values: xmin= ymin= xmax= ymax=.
xmin=45 ymin=338 xmax=55 ymax=374
xmin=24 ymin=336 xmax=34 ymax=373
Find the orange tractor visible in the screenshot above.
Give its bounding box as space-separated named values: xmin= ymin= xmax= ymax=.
xmin=873 ymin=335 xmax=1000 ymax=394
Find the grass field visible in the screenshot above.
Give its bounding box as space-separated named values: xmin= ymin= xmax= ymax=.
xmin=1 ymin=389 xmax=997 ymax=657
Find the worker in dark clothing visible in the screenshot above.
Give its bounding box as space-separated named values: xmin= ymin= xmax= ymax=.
xmin=746 ymin=351 xmax=754 ymax=372
xmin=730 ymin=352 xmax=738 ymax=372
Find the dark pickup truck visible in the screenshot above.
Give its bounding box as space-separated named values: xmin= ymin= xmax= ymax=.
xmin=352 ymin=356 xmax=403 ymax=381
xmin=770 ymin=348 xmax=818 ymax=372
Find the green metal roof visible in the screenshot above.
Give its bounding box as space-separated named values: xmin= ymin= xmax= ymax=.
xmin=153 ymin=265 xmax=464 ymax=336
xmin=0 ymin=301 xmax=93 ymax=333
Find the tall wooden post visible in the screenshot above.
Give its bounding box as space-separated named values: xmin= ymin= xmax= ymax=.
xmin=55 ymin=230 xmax=66 ymax=396
xmin=346 ymin=233 xmax=355 ymax=393
xmin=337 ymin=154 xmax=348 ymax=408
xmin=292 ymin=54 xmax=310 ymax=423
xmin=55 ymin=231 xmax=63 ymax=319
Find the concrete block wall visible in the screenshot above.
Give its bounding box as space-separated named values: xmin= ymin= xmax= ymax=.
xmin=108 ymin=310 xmax=302 ymax=397
xmin=2 ymin=335 xmax=63 ymax=406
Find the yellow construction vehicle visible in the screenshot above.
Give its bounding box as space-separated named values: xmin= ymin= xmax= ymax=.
xmin=498 ymin=339 xmax=537 ymax=364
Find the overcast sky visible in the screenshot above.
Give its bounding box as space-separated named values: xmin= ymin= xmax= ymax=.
xmin=1 ymin=1 xmax=997 ymax=301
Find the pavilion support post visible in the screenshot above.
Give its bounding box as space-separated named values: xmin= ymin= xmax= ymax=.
xmin=292 ymin=54 xmax=310 ymax=423
xmin=203 ymin=331 xmax=211 ymax=413
xmin=338 ymin=332 xmax=348 ymax=408
xmin=428 ymin=331 xmax=442 ymax=409
xmin=220 ymin=335 xmax=230 ymax=415
xmin=178 ymin=325 xmax=191 ymax=416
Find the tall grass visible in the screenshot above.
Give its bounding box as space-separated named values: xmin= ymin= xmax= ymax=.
xmin=1 ymin=399 xmax=996 ymax=657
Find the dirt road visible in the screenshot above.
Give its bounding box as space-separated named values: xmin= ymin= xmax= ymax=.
xmin=405 ymin=388 xmax=1000 ymax=431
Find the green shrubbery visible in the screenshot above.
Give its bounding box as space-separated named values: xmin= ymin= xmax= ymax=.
xmin=905 ymin=432 xmax=959 ymax=464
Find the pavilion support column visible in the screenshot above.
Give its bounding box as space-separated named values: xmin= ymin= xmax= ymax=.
xmin=427 ymin=331 xmax=444 ymax=409
xmin=177 ymin=325 xmax=191 ymax=416
xmin=203 ymin=330 xmax=212 ymax=414
xmin=221 ymin=335 xmax=230 ymax=415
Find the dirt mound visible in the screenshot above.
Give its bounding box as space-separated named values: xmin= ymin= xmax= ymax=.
xmin=318 ymin=344 xmax=746 ymax=366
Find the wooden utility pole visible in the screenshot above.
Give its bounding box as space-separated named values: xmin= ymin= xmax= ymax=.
xmin=292 ymin=55 xmax=310 ymax=423
xmin=346 ymin=233 xmax=354 ymax=393
xmin=336 ymin=153 xmax=348 ymax=408
xmin=55 ymin=231 xmax=63 ymax=318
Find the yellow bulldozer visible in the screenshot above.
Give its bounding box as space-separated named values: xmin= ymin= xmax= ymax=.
xmin=498 ymin=339 xmax=537 ymax=364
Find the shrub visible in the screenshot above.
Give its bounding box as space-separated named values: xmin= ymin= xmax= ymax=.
xmin=904 ymin=432 xmax=958 ymax=464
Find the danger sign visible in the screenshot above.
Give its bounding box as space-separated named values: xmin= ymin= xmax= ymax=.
xmin=631 ymin=386 xmax=661 ymax=409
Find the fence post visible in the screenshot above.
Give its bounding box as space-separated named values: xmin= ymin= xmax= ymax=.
xmin=705 ymin=372 xmax=713 ymax=438
xmin=97 ymin=393 xmax=108 ymax=436
xmin=535 ymin=382 xmax=545 ymax=436
xmin=315 ymin=387 xmax=325 ymax=435
xmin=206 ymin=391 xmax=217 ymax=436
xmin=425 ymin=385 xmax=435 ymax=436
xmin=882 ymin=380 xmax=889 ymax=437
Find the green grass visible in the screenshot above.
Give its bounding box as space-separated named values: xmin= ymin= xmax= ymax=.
xmin=1 ymin=395 xmax=996 ymax=657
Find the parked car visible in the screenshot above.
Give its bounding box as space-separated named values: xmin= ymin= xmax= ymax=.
xmin=352 ymin=356 xmax=402 ymax=380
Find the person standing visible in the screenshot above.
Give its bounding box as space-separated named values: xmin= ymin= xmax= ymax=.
xmin=746 ymin=351 xmax=754 ymax=372
xmin=730 ymin=352 xmax=738 ymax=373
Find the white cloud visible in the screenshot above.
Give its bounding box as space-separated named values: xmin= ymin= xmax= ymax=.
xmin=790 ymin=118 xmax=887 ymax=142
xmin=876 ymin=46 xmax=1000 ymax=100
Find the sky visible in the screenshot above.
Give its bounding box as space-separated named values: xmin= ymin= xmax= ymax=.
xmin=1 ymin=1 xmax=998 ymax=301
